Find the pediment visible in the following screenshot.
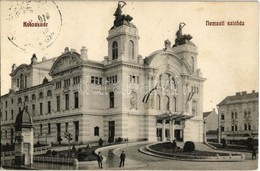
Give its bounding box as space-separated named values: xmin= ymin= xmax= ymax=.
xmin=49 ymin=52 xmax=83 ymax=76
xmin=10 ymin=64 xmax=30 ymax=77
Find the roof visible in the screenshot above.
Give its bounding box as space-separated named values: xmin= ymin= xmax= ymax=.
xmin=218 ymin=92 xmax=258 ymax=106
xmin=203 ymin=111 xmax=212 ymax=118
xmin=15 ymin=106 xmax=33 ymax=131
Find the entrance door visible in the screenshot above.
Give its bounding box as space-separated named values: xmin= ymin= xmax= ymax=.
xmin=174 ymin=129 xmax=183 ymax=141
xmin=56 ymin=123 xmax=61 ymax=142
xmin=108 ymin=121 xmax=115 ymax=143
xmin=156 ymin=128 xmax=162 ymax=141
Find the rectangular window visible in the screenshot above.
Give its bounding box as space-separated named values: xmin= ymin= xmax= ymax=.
xmin=65 ymin=94 xmax=69 ymax=110
xmin=48 ymin=123 xmax=51 ymax=134
xmin=91 ymin=76 xmax=95 ymax=84
xmin=244 ymin=124 xmax=247 ymax=130
xmin=74 ymin=92 xmax=79 ymax=109
xmin=95 ymin=77 xmax=98 ymax=84
xmin=48 ymin=101 xmax=51 ymax=113
xmin=5 ymin=111 xmax=7 ymax=121
xmin=65 ymin=122 xmax=69 ymax=133
xmin=221 ymin=126 xmax=224 ymax=132
xmin=57 ymin=96 xmax=60 ymax=112
xmin=25 ymin=76 xmax=27 ymax=88
xmin=231 ymin=125 xmax=234 ymax=131
xmin=56 ymin=81 xmax=61 ymax=89
xmin=40 ymin=103 xmax=43 ymax=115
xmin=64 ymin=79 xmax=71 ymax=88
xmin=248 ymin=124 xmax=251 ymax=130
xmin=17 ymin=78 xmax=19 ymax=87
xmin=11 ymin=110 xmax=13 ymax=119
xmin=221 ymin=114 xmax=225 ymax=120
xmin=32 ymin=104 xmax=35 ymax=115
xmin=99 ymin=78 xmax=102 ymax=85
xmin=5 ymin=101 xmax=7 ymax=108
xmin=73 ymin=76 xmax=81 ymax=85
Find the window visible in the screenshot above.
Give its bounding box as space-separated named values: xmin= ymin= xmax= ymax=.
xmin=56 ymin=81 xmax=61 ymax=89
xmin=221 ymin=126 xmax=225 ymax=132
xmin=109 ymin=92 xmax=114 ymax=108
xmin=11 ymin=99 xmax=13 ymax=104
xmin=40 ymin=124 xmax=43 ymax=135
xmin=65 ymin=94 xmax=69 ymax=110
xmin=40 ymin=103 xmax=43 ymax=115
xmin=129 ymin=40 xmax=134 ymax=59
xmin=57 ymin=96 xmax=60 ymax=111
xmin=231 ymin=112 xmax=234 ymax=119
xmin=47 ymin=90 xmax=52 ymax=97
xmin=244 ymin=124 xmax=247 ymax=130
xmin=11 ymin=110 xmax=13 ymax=120
xmin=106 ymin=75 xmax=118 ymax=85
xmin=48 ymin=123 xmax=51 ymax=134
xmin=248 ymin=124 xmax=251 ymax=130
xmin=65 ymin=122 xmax=69 ymax=133
xmin=221 ymin=113 xmax=225 ymax=120
xmin=24 ymin=96 xmax=29 ymax=102
xmin=17 ymin=78 xmax=20 ymax=87
xmin=165 ymin=96 xmax=170 ymax=111
xmin=91 ymin=76 xmax=102 ymax=85
xmin=5 ymin=130 xmax=7 ymax=139
xmin=231 ymin=125 xmax=234 ymax=131
xmin=39 ymin=92 xmax=44 ymax=99
xmin=112 ymin=41 xmax=118 ymax=60
xmin=74 ymin=92 xmax=79 ymax=109
xmin=64 ymin=79 xmax=71 ymax=88
xmin=47 ymin=101 xmax=51 ymax=113
xmin=18 ymin=97 xmax=22 ymax=104
xmin=156 ymin=95 xmax=161 ymax=110
xmin=20 ymin=74 xmax=24 ymax=89
xmin=25 ymin=75 xmax=27 ymax=88
xmin=5 ymin=111 xmax=7 ymax=121
xmin=32 ymin=94 xmax=36 ymax=100
xmin=73 ymin=76 xmax=81 ymax=85
xmin=235 ymin=112 xmax=237 ymax=119
xmin=5 ymin=101 xmax=7 ymax=108
xmin=94 ymin=126 xmax=99 ymax=136
xmin=235 ymin=124 xmax=238 ymax=131
xmin=32 ymin=104 xmax=35 ymax=115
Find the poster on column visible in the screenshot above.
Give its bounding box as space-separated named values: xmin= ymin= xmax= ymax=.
xmin=1 ymin=0 xmax=258 ymax=170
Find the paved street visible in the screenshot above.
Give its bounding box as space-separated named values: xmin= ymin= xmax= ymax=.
xmin=33 ymin=143 xmax=258 ymax=170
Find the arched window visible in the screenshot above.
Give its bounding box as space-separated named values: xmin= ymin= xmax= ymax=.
xmin=165 ymin=96 xmax=170 ymax=111
xmin=156 ymin=95 xmax=161 ymax=110
xmin=94 ymin=126 xmax=99 ymax=136
xmin=18 ymin=97 xmax=22 ymax=104
xmin=24 ymin=96 xmax=29 ymax=102
xmin=39 ymin=92 xmax=44 ymax=99
xmin=191 ymin=56 xmax=195 ymax=72
xmin=112 ymin=41 xmax=118 ymax=60
xmin=173 ymin=97 xmax=177 ymax=112
xmin=109 ymin=92 xmax=114 ymax=108
xmin=20 ymin=74 xmax=24 ymax=89
xmin=47 ymin=90 xmax=52 ymax=97
xmin=129 ymin=40 xmax=134 ymax=59
xmin=32 ymin=94 xmax=36 ymax=100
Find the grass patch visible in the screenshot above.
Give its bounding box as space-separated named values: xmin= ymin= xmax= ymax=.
xmin=150 ymin=142 xmax=231 ymax=157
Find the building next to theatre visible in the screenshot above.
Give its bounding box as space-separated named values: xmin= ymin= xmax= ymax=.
xmin=218 ymin=91 xmax=259 ymax=144
xmin=203 ymin=108 xmax=218 ymax=142
xmin=1 ymin=2 xmax=205 ymax=146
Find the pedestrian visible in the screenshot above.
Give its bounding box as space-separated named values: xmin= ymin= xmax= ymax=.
xmin=97 ymin=152 xmax=103 ymax=169
xmin=119 ymin=151 xmax=126 ymax=167
xmin=252 ymin=148 xmax=257 ymax=160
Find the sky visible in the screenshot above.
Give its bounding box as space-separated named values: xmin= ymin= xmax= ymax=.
xmin=1 ymin=1 xmax=258 ymax=112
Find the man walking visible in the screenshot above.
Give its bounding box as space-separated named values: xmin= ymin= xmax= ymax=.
xmin=97 ymin=152 xmax=103 ymax=169
xmin=119 ymin=151 xmax=126 ymax=167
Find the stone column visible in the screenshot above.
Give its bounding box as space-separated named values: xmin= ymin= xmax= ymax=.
xmin=162 ymin=119 xmax=165 ymax=142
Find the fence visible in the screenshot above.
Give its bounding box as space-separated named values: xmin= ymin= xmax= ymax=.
xmin=33 ymin=156 xmax=78 ymax=165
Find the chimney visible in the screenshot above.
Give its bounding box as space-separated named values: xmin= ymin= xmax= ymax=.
xmin=80 ymin=46 xmax=88 ymax=60
xmin=70 ymin=48 xmax=76 ymax=53
xmin=252 ymin=90 xmax=255 ymax=93
xmin=242 ymin=91 xmax=247 ymax=95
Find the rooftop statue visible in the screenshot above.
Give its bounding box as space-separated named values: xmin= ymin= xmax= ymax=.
xmin=112 ymin=1 xmax=134 ymax=29
xmin=173 ymin=22 xmax=194 ymax=47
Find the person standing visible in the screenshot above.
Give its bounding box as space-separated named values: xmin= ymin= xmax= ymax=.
xmin=97 ymin=152 xmax=103 ymax=169
xmin=119 ymin=151 xmax=126 ymax=167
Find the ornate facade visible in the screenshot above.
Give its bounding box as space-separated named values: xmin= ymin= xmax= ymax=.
xmin=1 ymin=4 xmax=205 ymax=145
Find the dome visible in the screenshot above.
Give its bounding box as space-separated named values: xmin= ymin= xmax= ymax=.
xmin=15 ymin=107 xmax=33 ymax=131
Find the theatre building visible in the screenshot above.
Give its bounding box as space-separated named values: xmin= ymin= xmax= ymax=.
xmin=1 ymin=4 xmax=205 ymax=145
